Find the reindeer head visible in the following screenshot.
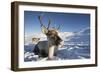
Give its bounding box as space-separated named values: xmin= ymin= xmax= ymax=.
xmin=38 ymin=15 xmax=63 ymax=47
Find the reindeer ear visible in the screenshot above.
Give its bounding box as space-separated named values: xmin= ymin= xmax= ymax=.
xmin=41 ymin=26 xmax=48 ymax=34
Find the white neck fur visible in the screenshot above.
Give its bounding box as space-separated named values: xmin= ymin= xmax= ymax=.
xmin=48 ymin=46 xmax=55 ymax=60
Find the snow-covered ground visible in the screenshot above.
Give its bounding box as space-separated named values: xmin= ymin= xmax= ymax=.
xmin=24 ymin=27 xmax=90 ymax=62
xmin=24 ymin=43 xmax=90 ymax=62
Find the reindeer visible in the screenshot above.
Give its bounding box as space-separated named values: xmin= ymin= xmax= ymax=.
xmin=33 ymin=15 xmax=63 ymax=60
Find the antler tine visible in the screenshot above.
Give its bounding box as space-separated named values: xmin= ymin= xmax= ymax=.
xmin=57 ymin=24 xmax=63 ymax=30
xmin=47 ymin=19 xmax=51 ymax=30
xmin=38 ymin=15 xmax=44 ymax=27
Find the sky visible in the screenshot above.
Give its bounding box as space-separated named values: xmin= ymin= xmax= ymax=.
xmin=24 ymin=11 xmax=90 ymax=35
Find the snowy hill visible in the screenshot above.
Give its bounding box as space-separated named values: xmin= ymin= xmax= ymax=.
xmin=24 ymin=27 xmax=90 ymax=46
xmin=62 ymin=27 xmax=90 ymax=46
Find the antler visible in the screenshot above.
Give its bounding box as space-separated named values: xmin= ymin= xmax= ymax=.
xmin=57 ymin=24 xmax=63 ymax=30
xmin=38 ymin=14 xmax=62 ymax=30
xmin=47 ymin=19 xmax=51 ymax=30
xmin=38 ymin=15 xmax=44 ymax=27
xmin=38 ymin=15 xmax=52 ymax=30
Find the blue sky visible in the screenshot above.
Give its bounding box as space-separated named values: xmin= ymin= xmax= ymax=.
xmin=24 ymin=11 xmax=90 ymax=35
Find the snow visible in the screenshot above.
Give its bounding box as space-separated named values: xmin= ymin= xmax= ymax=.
xmin=24 ymin=27 xmax=90 ymax=62
xmin=24 ymin=44 xmax=90 ymax=62
xmin=24 ymin=33 xmax=47 ymax=45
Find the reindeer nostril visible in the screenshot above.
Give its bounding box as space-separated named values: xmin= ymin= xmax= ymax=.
xmin=57 ymin=36 xmax=62 ymax=41
xmin=59 ymin=38 xmax=62 ymax=42
xmin=60 ymin=40 xmax=63 ymax=42
xmin=60 ymin=38 xmax=63 ymax=41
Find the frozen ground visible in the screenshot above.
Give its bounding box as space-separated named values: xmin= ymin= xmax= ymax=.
xmin=24 ymin=43 xmax=90 ymax=62
xmin=24 ymin=27 xmax=90 ymax=62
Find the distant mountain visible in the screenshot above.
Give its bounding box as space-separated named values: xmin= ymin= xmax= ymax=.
xmin=76 ymin=27 xmax=90 ymax=35
xmin=24 ymin=27 xmax=90 ymax=45
xmin=63 ymin=27 xmax=90 ymax=45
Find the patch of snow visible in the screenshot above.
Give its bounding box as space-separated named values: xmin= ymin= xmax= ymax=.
xmin=24 ymin=52 xmax=38 ymax=59
xmin=67 ymin=47 xmax=74 ymax=51
xmin=78 ymin=56 xmax=85 ymax=59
